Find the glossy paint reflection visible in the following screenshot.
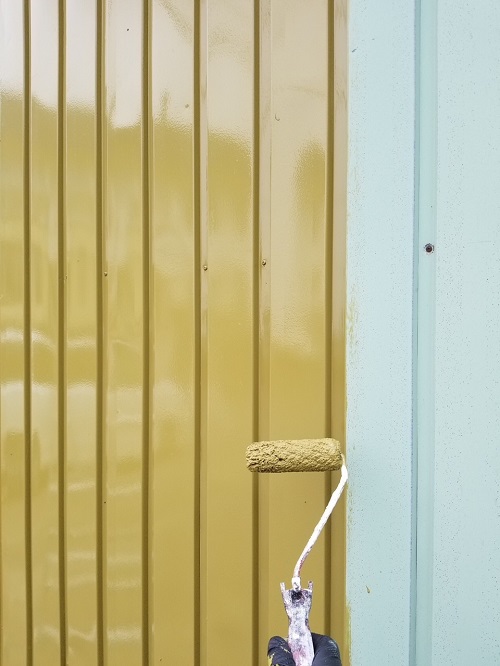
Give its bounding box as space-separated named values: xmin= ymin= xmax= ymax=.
xmin=65 ymin=0 xmax=99 ymax=662
xmin=149 ymin=1 xmax=197 ymax=663
xmin=0 ymin=5 xmax=27 ymax=662
xmin=29 ymin=0 xmax=62 ymax=659
xmin=0 ymin=1 xmax=348 ymax=664
xmin=262 ymin=0 xmax=341 ymax=651
xmin=103 ymin=0 xmax=145 ymax=662
xmin=202 ymin=0 xmax=255 ymax=662
xmin=0 ymin=74 xmax=28 ymax=666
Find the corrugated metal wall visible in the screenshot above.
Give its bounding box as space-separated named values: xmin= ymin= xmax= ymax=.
xmin=0 ymin=1 xmax=347 ymax=664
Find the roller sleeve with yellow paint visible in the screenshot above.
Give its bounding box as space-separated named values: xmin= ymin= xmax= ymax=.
xmin=246 ymin=438 xmax=347 ymax=666
xmin=245 ymin=438 xmax=343 ymax=473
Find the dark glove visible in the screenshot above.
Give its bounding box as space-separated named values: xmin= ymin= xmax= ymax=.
xmin=268 ymin=633 xmax=342 ymax=665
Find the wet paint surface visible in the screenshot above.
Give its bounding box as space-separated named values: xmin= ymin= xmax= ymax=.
xmin=0 ymin=2 xmax=348 ymax=664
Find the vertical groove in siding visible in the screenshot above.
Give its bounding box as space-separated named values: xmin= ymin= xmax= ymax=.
xmin=22 ymin=1 xmax=33 ymax=662
xmin=57 ymin=2 xmax=67 ymax=662
xmin=257 ymin=0 xmax=272 ymax=659
xmin=193 ymin=7 xmax=200 ymax=663
xmin=413 ymin=0 xmax=437 ymax=662
xmin=331 ymin=0 xmax=348 ymax=659
xmin=193 ymin=3 xmax=203 ymax=662
xmin=95 ymin=2 xmax=105 ymax=662
xmin=257 ymin=2 xmax=272 ymax=429
xmin=252 ymin=2 xmax=262 ymax=664
xmin=324 ymin=0 xmax=335 ymax=632
xmin=195 ymin=1 xmax=208 ymax=662
xmin=141 ymin=1 xmax=152 ymax=663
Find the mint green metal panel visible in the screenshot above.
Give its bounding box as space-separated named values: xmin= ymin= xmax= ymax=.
xmin=419 ymin=0 xmax=500 ymax=662
xmin=346 ymin=1 xmax=416 ymax=663
xmin=348 ymin=0 xmax=500 ymax=664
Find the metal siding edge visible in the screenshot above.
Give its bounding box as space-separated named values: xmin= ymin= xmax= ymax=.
xmin=330 ymin=0 xmax=349 ymax=661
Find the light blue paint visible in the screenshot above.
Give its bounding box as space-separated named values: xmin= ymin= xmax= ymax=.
xmin=346 ymin=1 xmax=416 ymax=663
xmin=348 ymin=0 xmax=500 ymax=664
xmin=413 ymin=0 xmax=438 ymax=663
xmin=429 ymin=0 xmax=500 ymax=661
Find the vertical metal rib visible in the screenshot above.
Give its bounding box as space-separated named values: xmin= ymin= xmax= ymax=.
xmin=324 ymin=0 xmax=335 ymax=631
xmin=193 ymin=5 xmax=200 ymax=661
xmin=57 ymin=0 xmax=67 ymax=662
xmin=330 ymin=0 xmax=349 ymax=652
xmin=95 ymin=1 xmax=105 ymax=662
xmin=23 ymin=1 xmax=33 ymax=663
xmin=257 ymin=2 xmax=272 ymax=413
xmin=252 ymin=2 xmax=261 ymax=663
xmin=412 ymin=0 xmax=437 ymax=662
xmin=141 ymin=1 xmax=152 ymax=663
xmin=257 ymin=0 xmax=272 ymax=658
xmin=193 ymin=2 xmax=208 ymax=662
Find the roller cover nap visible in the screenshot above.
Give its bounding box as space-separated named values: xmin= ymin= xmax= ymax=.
xmin=246 ymin=438 xmax=342 ymax=473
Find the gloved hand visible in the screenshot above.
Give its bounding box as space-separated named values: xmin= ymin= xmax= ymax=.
xmin=268 ymin=633 xmax=342 ymax=666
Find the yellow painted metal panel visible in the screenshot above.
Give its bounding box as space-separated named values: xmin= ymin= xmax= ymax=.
xmin=64 ymin=0 xmax=99 ymax=662
xmin=0 ymin=2 xmax=348 ymax=664
xmin=0 ymin=3 xmax=28 ymax=663
xmin=202 ymin=2 xmax=256 ymax=663
xmin=259 ymin=1 xmax=335 ymax=657
xmin=150 ymin=1 xmax=197 ymax=663
xmin=102 ymin=1 xmax=147 ymax=663
xmin=29 ymin=1 xmax=63 ymax=660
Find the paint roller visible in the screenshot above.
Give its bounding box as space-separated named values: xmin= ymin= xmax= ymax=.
xmin=246 ymin=438 xmax=348 ymax=666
